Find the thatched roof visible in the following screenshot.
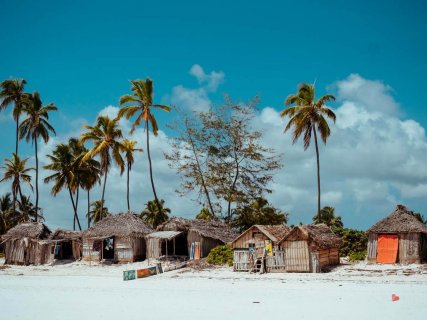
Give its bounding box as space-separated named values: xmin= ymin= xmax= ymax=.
xmin=367 ymin=204 xmax=427 ymax=234
xmin=83 ymin=213 xmax=153 ymax=238
xmin=280 ymin=224 xmax=342 ymax=249
xmin=232 ymin=224 xmax=291 ymax=245
xmin=156 ymin=217 xmax=238 ymax=243
xmin=50 ymin=229 xmax=82 ymax=240
xmin=1 ymin=222 xmax=51 ymax=240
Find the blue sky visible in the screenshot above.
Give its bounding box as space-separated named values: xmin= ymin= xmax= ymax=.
xmin=1 ymin=0 xmax=427 ymax=229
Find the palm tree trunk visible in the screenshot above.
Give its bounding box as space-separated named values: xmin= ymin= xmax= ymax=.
xmin=87 ymin=190 xmax=90 ymax=228
xmin=15 ymin=114 xmax=19 ymax=156
xmin=312 ymin=126 xmax=321 ymax=223
xmin=75 ymin=187 xmax=79 ymax=227
xmin=146 ymin=119 xmax=160 ymax=208
xmin=68 ymin=185 xmax=81 ymax=231
xmin=127 ymin=163 xmax=130 ymax=212
xmin=34 ymin=137 xmax=39 ymax=221
xmin=100 ymin=170 xmax=108 ymax=219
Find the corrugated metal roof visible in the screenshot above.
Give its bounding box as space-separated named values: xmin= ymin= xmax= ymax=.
xmin=146 ymin=231 xmax=182 ymax=240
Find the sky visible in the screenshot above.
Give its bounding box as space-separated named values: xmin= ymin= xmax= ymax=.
xmin=0 ymin=0 xmax=427 ymax=230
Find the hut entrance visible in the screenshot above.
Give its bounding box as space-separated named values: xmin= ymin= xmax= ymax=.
xmin=102 ymin=237 xmax=115 ymax=260
xmin=283 ymin=240 xmax=310 ymax=272
xmin=377 ymin=234 xmax=398 ymax=264
xmin=60 ymin=241 xmax=74 ymax=259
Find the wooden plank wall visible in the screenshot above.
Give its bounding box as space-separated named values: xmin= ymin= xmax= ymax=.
xmin=187 ymin=231 xmax=222 ymax=258
xmin=146 ymin=238 xmax=162 ymax=259
xmin=82 ymin=239 xmax=100 ymax=261
xmin=233 ymin=250 xmax=251 ymax=271
xmin=266 ymin=251 xmax=286 ymax=272
xmin=398 ymin=233 xmax=421 ymax=264
xmin=115 ymin=237 xmax=134 ymax=263
xmin=232 ymin=228 xmax=270 ymax=249
xmin=283 ymin=240 xmax=310 ymax=272
xmin=367 ymin=234 xmax=378 ymax=264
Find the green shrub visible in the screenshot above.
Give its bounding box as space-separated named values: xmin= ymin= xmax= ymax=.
xmin=207 ymin=244 xmax=233 ymax=266
xmin=339 ymin=228 xmax=368 ymax=257
xmin=348 ymin=250 xmax=367 ymax=262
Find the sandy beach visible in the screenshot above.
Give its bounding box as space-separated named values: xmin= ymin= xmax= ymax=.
xmin=1 ymin=258 xmax=426 ymax=320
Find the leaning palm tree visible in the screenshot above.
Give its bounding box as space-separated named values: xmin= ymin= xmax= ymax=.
xmin=281 ymin=83 xmax=336 ymax=222
xmin=87 ymin=200 xmax=109 ymax=224
xmin=81 ymin=116 xmax=125 ymax=217
xmin=0 ymin=153 xmax=34 ymax=215
xmin=19 ymin=92 xmax=57 ymax=217
xmin=44 ymin=143 xmax=83 ymax=230
xmin=117 ymin=79 xmax=171 ymax=208
xmin=140 ymin=199 xmax=170 ymax=228
xmin=0 ymin=79 xmax=28 ymax=155
xmin=121 ymin=139 xmax=143 ymax=212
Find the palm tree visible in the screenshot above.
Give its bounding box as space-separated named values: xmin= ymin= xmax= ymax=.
xmin=195 ymin=207 xmax=217 ymax=221
xmin=0 ymin=153 xmax=34 ymax=215
xmin=87 ymin=200 xmax=109 ymax=224
xmin=0 ymin=79 xmax=28 ymax=155
xmin=15 ymin=195 xmax=44 ymax=223
xmin=0 ymin=193 xmax=13 ymax=234
xmin=281 ymin=83 xmax=336 ymax=222
xmin=79 ymin=154 xmax=101 ymax=228
xmin=43 ymin=143 xmax=83 ymax=230
xmin=19 ymin=92 xmax=57 ymax=217
xmin=81 ymin=116 xmax=124 ymax=217
xmin=140 ymin=199 xmax=170 ymax=228
xmin=121 ymin=139 xmax=143 ymax=212
xmin=312 ymin=206 xmax=343 ymax=231
xmin=117 ymin=79 xmax=171 ymax=208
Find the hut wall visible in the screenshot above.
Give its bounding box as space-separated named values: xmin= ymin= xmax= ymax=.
xmin=266 ymin=250 xmax=286 ymax=273
xmin=367 ymin=233 xmax=378 ymax=264
xmin=115 ymin=237 xmax=134 ymax=263
xmin=5 ymin=240 xmax=25 ymax=265
xmin=72 ymin=240 xmax=82 ymax=260
xmin=82 ymin=239 xmax=100 ymax=261
xmin=232 ymin=228 xmax=271 ymax=250
xmin=398 ymin=233 xmax=421 ymax=264
xmin=317 ymin=248 xmax=340 ymax=268
xmin=282 ymin=240 xmax=310 ymax=272
xmin=146 ymin=238 xmax=162 ymax=259
xmin=4 ymin=239 xmax=52 ymax=266
xmin=187 ymin=230 xmax=222 ymax=258
xmin=132 ymin=237 xmax=146 ymax=261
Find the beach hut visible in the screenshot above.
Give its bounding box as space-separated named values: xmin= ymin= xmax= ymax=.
xmin=82 ymin=213 xmax=153 ymax=263
xmin=1 ymin=222 xmax=52 ymax=265
xmin=278 ymin=224 xmax=341 ymax=273
xmin=154 ymin=217 xmax=238 ymax=260
xmin=49 ymin=229 xmax=82 ymax=261
xmin=366 ymin=204 xmax=427 ymax=264
xmin=231 ymin=225 xmax=291 ymax=272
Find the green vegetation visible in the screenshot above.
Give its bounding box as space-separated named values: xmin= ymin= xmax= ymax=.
xmin=207 ymin=244 xmax=233 ymax=266
xmin=348 ymin=250 xmax=367 ymax=262
xmin=231 ymin=197 xmax=288 ymax=232
xmin=140 ymin=199 xmax=170 ymax=228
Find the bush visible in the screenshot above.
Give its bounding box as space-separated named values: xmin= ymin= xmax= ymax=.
xmin=348 ymin=250 xmax=367 ymax=262
xmin=207 ymin=244 xmax=233 ymax=266
xmin=338 ymin=228 xmax=368 ymax=257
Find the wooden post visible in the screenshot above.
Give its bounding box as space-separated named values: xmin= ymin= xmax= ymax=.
xmin=173 ymin=237 xmax=176 ymax=256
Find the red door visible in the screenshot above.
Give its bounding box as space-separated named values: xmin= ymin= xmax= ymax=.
xmin=377 ymin=234 xmax=398 ymax=264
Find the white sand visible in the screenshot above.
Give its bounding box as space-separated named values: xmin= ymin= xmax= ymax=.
xmin=0 ymin=258 xmax=426 ymax=320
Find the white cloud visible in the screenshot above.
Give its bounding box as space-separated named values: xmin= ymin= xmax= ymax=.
xmin=334 ymin=74 xmax=400 ymax=116
xmin=170 ymin=65 xmax=225 ymax=112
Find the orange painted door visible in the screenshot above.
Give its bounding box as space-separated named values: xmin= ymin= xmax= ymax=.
xmin=377 ymin=234 xmax=398 ymax=263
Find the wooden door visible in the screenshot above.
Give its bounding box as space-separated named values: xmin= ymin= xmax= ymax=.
xmin=377 ymin=234 xmax=398 ymax=263
xmin=284 ymin=240 xmax=310 ymax=272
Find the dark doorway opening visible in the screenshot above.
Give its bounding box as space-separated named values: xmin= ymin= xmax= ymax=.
xmin=61 ymin=241 xmax=74 ymax=259
xmin=102 ymin=237 xmax=114 ymax=260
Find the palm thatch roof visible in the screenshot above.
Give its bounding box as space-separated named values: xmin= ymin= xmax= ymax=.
xmin=367 ymin=204 xmax=427 ymax=234
xmin=156 ymin=217 xmax=238 ymax=243
xmin=1 ymin=222 xmax=51 ymax=241
xmin=50 ymin=229 xmax=82 ymax=240
xmin=232 ymin=224 xmax=291 ymax=245
xmin=279 ymin=224 xmax=342 ymax=249
xmin=83 ymin=213 xmax=153 ymax=238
